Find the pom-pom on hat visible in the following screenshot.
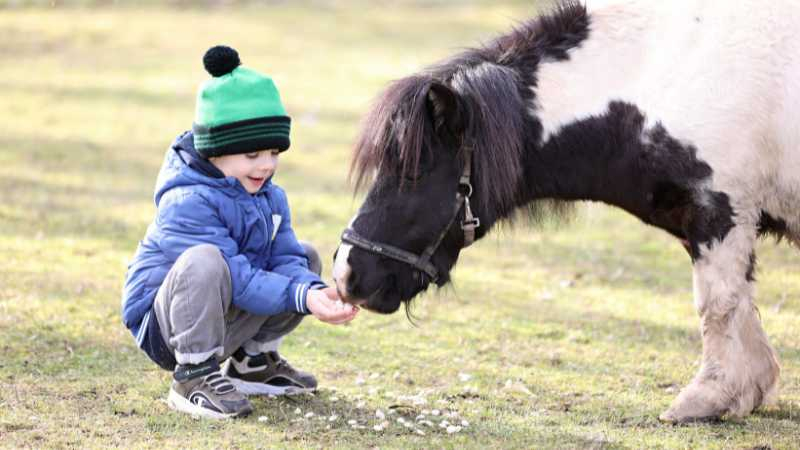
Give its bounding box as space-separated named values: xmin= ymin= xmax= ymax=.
xmin=193 ymin=45 xmax=291 ymax=158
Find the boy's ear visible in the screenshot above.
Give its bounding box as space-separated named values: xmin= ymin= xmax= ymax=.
xmin=426 ymin=81 xmax=465 ymax=140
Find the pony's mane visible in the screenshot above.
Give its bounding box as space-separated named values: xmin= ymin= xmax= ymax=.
xmin=351 ymin=1 xmax=589 ymax=219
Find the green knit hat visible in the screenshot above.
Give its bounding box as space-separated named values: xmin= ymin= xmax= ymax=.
xmin=193 ymin=46 xmax=291 ymax=158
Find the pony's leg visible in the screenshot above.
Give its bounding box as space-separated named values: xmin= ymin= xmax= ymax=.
xmin=660 ymin=225 xmax=780 ymax=423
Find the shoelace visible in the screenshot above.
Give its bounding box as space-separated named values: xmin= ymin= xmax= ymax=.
xmin=204 ymin=370 xmax=236 ymax=395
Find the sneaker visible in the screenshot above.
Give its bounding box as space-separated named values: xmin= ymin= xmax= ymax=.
xmin=223 ymin=348 xmax=318 ymax=396
xmin=167 ymin=359 xmax=253 ymax=420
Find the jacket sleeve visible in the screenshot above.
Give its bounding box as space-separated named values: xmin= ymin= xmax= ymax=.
xmin=157 ymin=190 xmax=307 ymax=316
xmin=267 ymin=188 xmax=327 ymax=312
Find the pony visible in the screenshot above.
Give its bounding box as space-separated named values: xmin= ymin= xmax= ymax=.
xmin=332 ymin=0 xmax=800 ymax=423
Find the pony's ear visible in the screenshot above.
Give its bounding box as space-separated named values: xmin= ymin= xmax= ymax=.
xmin=426 ymin=81 xmax=464 ymax=140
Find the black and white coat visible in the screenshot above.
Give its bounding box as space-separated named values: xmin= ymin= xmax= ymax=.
xmin=334 ymin=0 xmax=798 ymax=423
xmin=529 ymin=0 xmax=797 ymax=422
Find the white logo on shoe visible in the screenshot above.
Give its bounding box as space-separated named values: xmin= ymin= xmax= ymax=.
xmin=232 ymin=356 xmax=267 ymax=374
xmin=190 ymin=393 xmax=210 ymax=409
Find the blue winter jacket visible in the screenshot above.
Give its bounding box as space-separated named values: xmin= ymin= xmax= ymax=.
xmin=121 ymin=131 xmax=324 ymax=339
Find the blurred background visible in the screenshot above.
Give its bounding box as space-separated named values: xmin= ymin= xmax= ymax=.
xmin=1 ymin=1 xmax=798 ymax=448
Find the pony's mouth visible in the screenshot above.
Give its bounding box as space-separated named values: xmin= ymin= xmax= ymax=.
xmin=337 ymin=286 xmax=368 ymax=307
xmin=337 ymin=284 xmax=403 ymax=314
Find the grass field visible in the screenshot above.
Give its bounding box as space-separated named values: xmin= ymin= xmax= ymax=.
xmin=1 ymin=2 xmax=799 ymax=448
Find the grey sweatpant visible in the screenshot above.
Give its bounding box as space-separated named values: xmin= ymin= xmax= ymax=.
xmin=153 ymin=243 xmax=321 ymax=366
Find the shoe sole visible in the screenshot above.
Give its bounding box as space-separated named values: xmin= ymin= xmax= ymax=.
xmin=227 ymin=377 xmax=315 ymax=396
xmin=167 ymin=388 xmax=249 ymax=420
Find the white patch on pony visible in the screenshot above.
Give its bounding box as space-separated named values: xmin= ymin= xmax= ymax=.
xmin=332 ymin=243 xmax=353 ymax=296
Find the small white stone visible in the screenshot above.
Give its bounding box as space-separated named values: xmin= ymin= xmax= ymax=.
xmin=461 ymin=419 xmax=470 ymax=427
xmin=330 ymin=396 xmax=339 ymax=402
xmin=458 ymin=372 xmax=472 ymax=382
xmin=415 ymin=414 xmax=426 ymax=421
xmin=370 ymin=372 xmax=380 ymax=379
xmin=294 ymin=408 xmax=302 ymax=415
xmin=368 ymin=387 xmax=378 ymax=395
xmin=355 ymin=377 xmax=366 ymax=385
xmin=258 ymin=416 xmax=268 ymax=423
xmin=397 ymin=417 xmax=406 ymax=424
xmin=431 ymin=409 xmax=441 ymax=416
xmin=348 ymin=419 xmax=358 ymax=425
xmin=376 ymin=410 xmax=385 ymax=420
xmin=329 ymin=414 xmax=338 ymax=422
xmin=415 ymin=429 xmax=426 ymax=436
xmin=304 ymin=412 xmax=315 ymax=419
xmin=421 ymin=409 xmax=430 ymax=415
xmin=373 ymin=424 xmax=384 ymax=431
xmin=446 ymin=425 xmax=462 ymax=434
xmin=439 ymin=420 xmax=450 ymax=428
xmin=356 ymin=401 xmax=366 ymax=409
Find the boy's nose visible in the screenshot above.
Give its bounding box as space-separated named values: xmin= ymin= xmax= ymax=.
xmin=260 ymin=156 xmax=277 ymax=172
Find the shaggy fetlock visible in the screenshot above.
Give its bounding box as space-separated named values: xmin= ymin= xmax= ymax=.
xmin=660 ymin=302 xmax=780 ymax=423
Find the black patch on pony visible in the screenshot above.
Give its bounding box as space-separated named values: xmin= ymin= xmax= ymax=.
xmin=530 ymin=101 xmax=735 ymax=260
xmin=745 ymin=252 xmax=757 ymax=283
xmin=757 ymin=211 xmax=788 ymax=241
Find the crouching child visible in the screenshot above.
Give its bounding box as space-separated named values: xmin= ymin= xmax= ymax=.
xmin=122 ymin=46 xmax=358 ymax=419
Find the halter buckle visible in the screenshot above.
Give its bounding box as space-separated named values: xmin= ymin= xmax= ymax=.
xmin=461 ymin=217 xmax=481 ymax=230
xmin=459 ymin=181 xmax=473 ymax=198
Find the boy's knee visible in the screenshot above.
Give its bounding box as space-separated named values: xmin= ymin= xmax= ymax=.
xmin=176 ymin=244 xmax=230 ymax=284
xmin=300 ymin=241 xmax=322 ymax=276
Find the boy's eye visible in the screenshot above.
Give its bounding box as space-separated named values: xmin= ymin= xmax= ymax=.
xmin=245 ymin=152 xmax=260 ymax=159
xmin=271 ymin=150 xmax=280 ymax=156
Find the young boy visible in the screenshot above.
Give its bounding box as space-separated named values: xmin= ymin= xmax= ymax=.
xmin=122 ymin=45 xmax=358 ymax=419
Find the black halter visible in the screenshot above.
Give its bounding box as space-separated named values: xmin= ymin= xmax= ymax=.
xmin=340 ymin=144 xmax=480 ymax=284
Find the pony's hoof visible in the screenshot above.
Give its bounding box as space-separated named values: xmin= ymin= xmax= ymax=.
xmin=659 ymin=383 xmax=728 ymax=424
xmin=658 ymin=409 xmax=720 ymax=424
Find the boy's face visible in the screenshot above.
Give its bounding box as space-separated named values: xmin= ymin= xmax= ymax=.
xmin=210 ymin=150 xmax=280 ymax=193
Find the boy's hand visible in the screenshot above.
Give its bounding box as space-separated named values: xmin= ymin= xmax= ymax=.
xmin=307 ymin=288 xmax=359 ymax=325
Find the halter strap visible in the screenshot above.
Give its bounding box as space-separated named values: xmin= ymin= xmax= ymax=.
xmin=341 ymin=230 xmax=439 ymax=281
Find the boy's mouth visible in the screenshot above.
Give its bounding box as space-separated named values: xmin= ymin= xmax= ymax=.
xmin=247 ymin=176 xmax=265 ymax=185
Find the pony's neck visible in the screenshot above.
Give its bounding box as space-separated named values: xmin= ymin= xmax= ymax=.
xmin=520 ymin=102 xmax=654 ymax=220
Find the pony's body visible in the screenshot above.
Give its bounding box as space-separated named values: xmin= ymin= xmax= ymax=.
xmin=334 ymin=0 xmax=798 ymax=423
xmin=538 ymin=0 xmax=800 ymax=241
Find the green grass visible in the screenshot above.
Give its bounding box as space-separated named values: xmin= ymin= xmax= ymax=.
xmin=1 ymin=2 xmax=799 ymax=448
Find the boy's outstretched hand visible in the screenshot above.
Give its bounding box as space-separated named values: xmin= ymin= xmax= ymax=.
xmin=307 ymin=286 xmax=359 ymax=325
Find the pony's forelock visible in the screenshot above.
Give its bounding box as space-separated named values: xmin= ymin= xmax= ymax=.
xmin=350 ymin=75 xmax=436 ymax=193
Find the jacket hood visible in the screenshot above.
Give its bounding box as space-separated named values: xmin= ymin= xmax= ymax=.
xmin=154 ymin=131 xmax=272 ymax=206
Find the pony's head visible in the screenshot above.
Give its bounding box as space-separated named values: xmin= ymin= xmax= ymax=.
xmin=333 ymin=63 xmax=528 ymax=313
xmin=332 ymin=2 xmax=587 ymax=313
